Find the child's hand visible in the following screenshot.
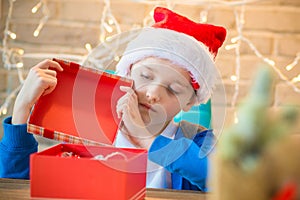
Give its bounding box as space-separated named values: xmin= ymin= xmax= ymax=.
xmin=116 ymin=86 xmax=155 ymax=149
xmin=12 ymin=59 xmax=63 ymax=124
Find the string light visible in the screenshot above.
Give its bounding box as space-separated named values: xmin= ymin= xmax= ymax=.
xmin=99 ymin=0 xmax=121 ymax=43
xmin=199 ymin=1 xmax=211 ymax=23
xmin=291 ymin=74 xmax=300 ymax=83
xmin=31 ymin=1 xmax=42 ymax=13
xmin=85 ymin=43 xmax=92 ymax=52
xmin=1 ymin=108 xmax=7 ymax=116
xmin=225 ymin=43 xmax=238 ymax=50
xmin=32 ymin=0 xmax=50 ymax=37
xmin=103 ymin=22 xmax=113 ymax=33
xmin=2 ymin=0 xmax=16 ymax=69
xmin=16 ymin=48 xmax=24 ymax=55
xmin=231 ymin=36 xmax=241 ymax=43
xmin=285 ymin=52 xmax=300 ymax=71
xmin=143 ymin=9 xmax=155 ymax=27
xmin=230 ymin=5 xmax=245 ymax=108
xmin=6 ymin=30 xmax=16 ymax=40
xmin=0 ymin=85 xmax=22 ymax=117
xmin=263 ymin=58 xmax=275 ymax=67
xmin=286 ymin=64 xmax=294 ymax=71
xmin=16 ymin=62 xmax=23 ymax=68
xmin=0 ymin=0 xmax=25 ymax=105
xmin=226 ymin=0 xmax=300 ymax=109
xmin=231 ymin=75 xmax=237 ymax=82
xmin=200 ymin=10 xmax=208 ymax=23
xmin=108 ymin=18 xmax=114 ymax=25
xmin=240 ymin=36 xmax=300 ymax=93
xmin=114 ymin=56 xmax=120 ymax=62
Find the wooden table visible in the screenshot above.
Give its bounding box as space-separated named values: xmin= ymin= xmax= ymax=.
xmin=0 ymin=178 xmax=209 ymax=200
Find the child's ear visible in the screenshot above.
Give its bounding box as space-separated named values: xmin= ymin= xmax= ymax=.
xmin=182 ymin=96 xmax=197 ymax=112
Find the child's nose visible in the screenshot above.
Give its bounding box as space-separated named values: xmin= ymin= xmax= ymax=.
xmin=146 ymin=84 xmax=163 ymax=104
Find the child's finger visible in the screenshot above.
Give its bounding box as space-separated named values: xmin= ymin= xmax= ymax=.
xmin=116 ymin=101 xmax=128 ymax=119
xmin=120 ymin=86 xmax=134 ymax=94
xmin=120 ymin=86 xmax=138 ymax=102
xmin=116 ymin=105 xmax=123 ymax=118
xmin=44 ymin=69 xmax=57 ymax=77
xmin=41 ymin=77 xmax=58 ymax=96
xmin=36 ymin=59 xmax=63 ymax=71
xmin=121 ymin=105 xmax=130 ymax=125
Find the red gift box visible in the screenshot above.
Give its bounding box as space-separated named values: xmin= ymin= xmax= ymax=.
xmin=28 ymin=59 xmax=147 ymax=199
xmin=30 ymin=144 xmax=147 ymax=199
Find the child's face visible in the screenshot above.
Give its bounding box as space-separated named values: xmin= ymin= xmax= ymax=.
xmin=130 ymin=57 xmax=196 ymax=125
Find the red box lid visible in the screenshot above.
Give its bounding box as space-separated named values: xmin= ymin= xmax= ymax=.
xmin=28 ymin=58 xmax=132 ymax=145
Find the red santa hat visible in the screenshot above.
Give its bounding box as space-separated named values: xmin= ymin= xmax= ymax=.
xmin=116 ymin=7 xmax=226 ymax=104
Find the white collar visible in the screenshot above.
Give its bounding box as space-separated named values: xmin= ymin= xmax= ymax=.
xmin=114 ymin=121 xmax=178 ymax=148
xmin=160 ymin=121 xmax=178 ymax=139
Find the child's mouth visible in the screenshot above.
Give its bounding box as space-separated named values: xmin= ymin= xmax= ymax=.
xmin=139 ymin=103 xmax=156 ymax=112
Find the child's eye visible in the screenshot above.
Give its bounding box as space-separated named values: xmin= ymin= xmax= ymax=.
xmin=168 ymin=83 xmax=186 ymax=95
xmin=141 ymin=73 xmax=152 ymax=80
xmin=168 ymin=86 xmax=180 ymax=95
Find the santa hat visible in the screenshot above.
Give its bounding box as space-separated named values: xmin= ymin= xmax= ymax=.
xmin=116 ymin=7 xmax=226 ymax=104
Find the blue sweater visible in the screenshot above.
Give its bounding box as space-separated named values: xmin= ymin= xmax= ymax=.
xmin=0 ymin=116 xmax=215 ymax=191
xmin=0 ymin=117 xmax=38 ymax=179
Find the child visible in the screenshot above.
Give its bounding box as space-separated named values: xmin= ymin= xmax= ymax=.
xmin=0 ymin=7 xmax=226 ymax=191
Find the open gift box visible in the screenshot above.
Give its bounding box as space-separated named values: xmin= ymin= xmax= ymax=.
xmin=28 ymin=59 xmax=147 ymax=199
xmin=30 ymin=144 xmax=147 ymax=199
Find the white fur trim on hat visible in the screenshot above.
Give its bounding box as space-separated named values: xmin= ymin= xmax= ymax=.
xmin=116 ymin=27 xmax=218 ymax=104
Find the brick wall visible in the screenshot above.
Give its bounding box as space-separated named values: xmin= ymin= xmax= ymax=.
xmin=1 ymin=0 xmax=300 ymax=141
